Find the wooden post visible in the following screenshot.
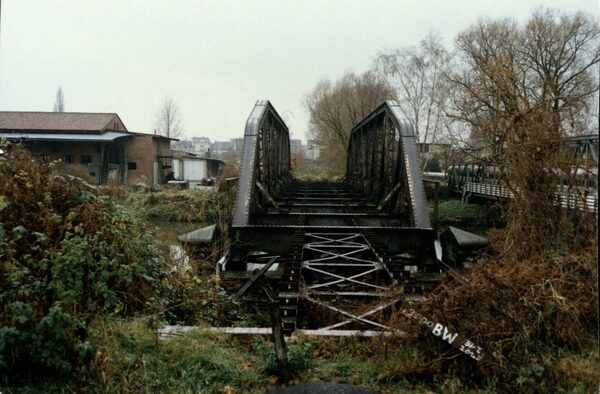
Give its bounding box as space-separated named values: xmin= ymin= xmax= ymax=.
xmin=268 ymin=300 xmax=290 ymax=381
xmin=434 ymin=181 xmax=439 ymax=236
xmin=261 ymin=283 xmax=290 ymax=381
xmin=234 ymin=258 xmax=290 ymax=381
xmin=99 ymin=142 xmax=107 ymax=184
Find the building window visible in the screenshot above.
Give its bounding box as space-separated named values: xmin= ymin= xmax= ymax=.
xmin=127 ymin=162 xmax=137 ymax=170
xmin=81 ymin=155 xmax=92 ymax=164
xmin=62 ymin=155 xmax=73 ymax=164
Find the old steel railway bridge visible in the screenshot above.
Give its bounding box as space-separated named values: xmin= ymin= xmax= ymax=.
xmin=221 ymin=100 xmax=440 ymax=337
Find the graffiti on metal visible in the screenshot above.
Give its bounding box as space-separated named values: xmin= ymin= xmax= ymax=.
xmin=403 ymin=308 xmax=484 ymax=362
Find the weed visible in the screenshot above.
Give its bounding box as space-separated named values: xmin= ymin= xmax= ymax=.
xmin=386 ymin=242 xmax=598 ymax=392
xmin=0 ymin=146 xmax=164 ymax=382
xmin=292 ymin=161 xmax=340 ymax=181
xmin=431 ymin=199 xmax=502 ymax=226
xmin=253 ymin=336 xmax=314 ymax=374
xmin=90 ymin=321 xmax=267 ymax=393
xmin=162 ymin=269 xmax=243 ymax=327
xmin=135 ymin=189 xmax=227 ymax=223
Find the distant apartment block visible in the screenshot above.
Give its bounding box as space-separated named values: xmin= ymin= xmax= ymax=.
xmin=290 ymin=139 xmax=304 ymax=157
xmin=191 ymin=136 xmax=211 ymax=156
xmin=174 ymin=136 xmax=320 ymax=162
xmin=305 ymin=139 xmax=321 ymax=161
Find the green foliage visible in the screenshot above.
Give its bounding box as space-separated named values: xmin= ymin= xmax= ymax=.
xmin=431 ymin=199 xmax=501 ymax=226
xmin=424 ymin=154 xmax=441 ymax=172
xmin=90 ymin=321 xmax=266 ymax=393
xmin=4 ymin=321 xmax=597 ymax=393
xmin=0 ymin=146 xmax=164 ymax=381
xmin=253 ymin=336 xmax=314 ymax=374
xmin=513 ymin=351 xmax=599 ymax=393
xmin=162 ymin=268 xmax=242 ymax=326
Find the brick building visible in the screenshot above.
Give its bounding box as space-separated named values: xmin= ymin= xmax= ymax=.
xmin=0 ymin=111 xmax=174 ymax=185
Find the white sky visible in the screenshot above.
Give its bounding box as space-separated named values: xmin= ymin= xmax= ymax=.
xmin=0 ymin=0 xmax=598 ymax=142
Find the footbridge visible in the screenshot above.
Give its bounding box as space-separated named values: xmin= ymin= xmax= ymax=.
xmin=447 ymin=134 xmax=598 ymax=213
xmin=224 ymin=100 xmax=439 ymax=335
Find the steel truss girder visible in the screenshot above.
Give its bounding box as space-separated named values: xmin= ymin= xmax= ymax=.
xmin=346 ymin=101 xmax=431 ymax=228
xmin=301 ymin=232 xmax=397 ymax=331
xmin=233 ymin=100 xmax=292 ymax=227
xmin=303 ymin=295 xmax=395 ymax=330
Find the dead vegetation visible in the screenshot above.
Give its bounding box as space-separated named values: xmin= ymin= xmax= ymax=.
xmin=387 ymin=231 xmax=597 ymax=391
xmin=218 ymin=160 xmax=240 ymax=184
xmin=381 ymin=10 xmax=598 ymax=391
xmin=304 ymin=71 xmax=395 ymax=176
xmin=122 ymin=188 xmax=227 ymax=223
xmin=52 ymin=162 xmax=96 ymax=184
xmin=387 ymin=110 xmax=599 ymax=391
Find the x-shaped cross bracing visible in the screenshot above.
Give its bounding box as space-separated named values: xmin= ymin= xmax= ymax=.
xmin=301 ymin=233 xmax=396 ymax=331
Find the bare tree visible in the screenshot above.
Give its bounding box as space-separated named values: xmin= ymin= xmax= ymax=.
xmin=446 ymin=9 xmax=598 ymax=150
xmin=445 ymin=8 xmax=599 ymax=256
xmin=522 ymin=9 xmax=600 ymax=135
xmin=53 ymin=86 xmax=65 ymax=112
xmin=375 ymin=32 xmax=452 ymax=168
xmin=304 ymin=71 xmax=395 ymax=175
xmin=154 ymin=97 xmax=183 ymax=139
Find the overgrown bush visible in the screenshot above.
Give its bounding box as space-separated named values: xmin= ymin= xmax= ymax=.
xmin=133 ymin=189 xmax=226 ymax=223
xmin=388 ymin=232 xmax=598 ymax=392
xmin=162 ymin=267 xmax=241 ymax=326
xmin=52 ymin=162 xmax=96 ymax=184
xmin=218 ymin=160 xmax=240 ymax=183
xmin=424 ymin=154 xmax=441 ymax=172
xmin=0 ymin=145 xmax=164 ymax=381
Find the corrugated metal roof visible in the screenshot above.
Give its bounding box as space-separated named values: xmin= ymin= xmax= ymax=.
xmin=0 ymin=111 xmax=127 ymax=132
xmin=0 ymin=131 xmax=132 ymax=142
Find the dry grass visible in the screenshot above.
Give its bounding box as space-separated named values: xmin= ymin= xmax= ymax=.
xmin=387 ymin=229 xmax=598 ymax=391
xmin=52 ymin=162 xmax=96 ymax=184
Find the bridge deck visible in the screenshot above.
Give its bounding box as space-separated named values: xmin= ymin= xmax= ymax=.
xmin=230 ymin=179 xmax=437 ymax=333
xmin=228 ymin=100 xmax=437 ymax=335
xmin=252 ymin=181 xmax=410 ymax=227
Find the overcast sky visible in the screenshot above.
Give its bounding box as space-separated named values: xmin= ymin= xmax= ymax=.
xmin=0 ymin=0 xmax=598 ymax=142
